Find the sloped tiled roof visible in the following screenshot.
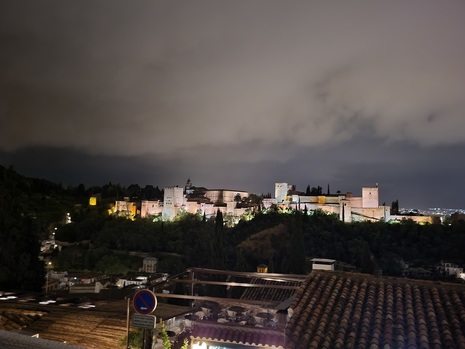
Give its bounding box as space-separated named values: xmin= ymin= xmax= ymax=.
xmin=1 ymin=299 xmax=192 ymax=348
xmin=190 ymin=321 xmax=285 ymax=348
xmin=0 ymin=309 xmax=44 ymax=331
xmin=286 ymin=271 xmax=465 ymax=349
xmin=240 ymin=277 xmax=301 ymax=303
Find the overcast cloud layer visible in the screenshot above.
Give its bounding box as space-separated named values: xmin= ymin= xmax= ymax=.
xmin=1 ymin=1 xmax=465 ymax=209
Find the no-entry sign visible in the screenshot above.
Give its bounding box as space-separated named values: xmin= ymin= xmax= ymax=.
xmin=133 ymin=289 xmax=157 ymax=315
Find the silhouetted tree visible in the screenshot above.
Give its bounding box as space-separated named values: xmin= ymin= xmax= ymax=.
xmin=361 ymin=241 xmax=375 ymax=274
xmin=248 ymin=193 xmax=263 ymax=205
xmin=235 ymin=248 xmax=249 ymax=271
xmin=306 ymin=185 xmax=311 ymax=196
xmin=211 ymin=210 xmax=225 ymax=269
xmin=287 ymin=212 xmax=306 ymax=274
xmin=127 ymin=184 xmax=141 ymax=199
xmin=309 ymin=186 xmax=323 ymax=195
xmin=142 ymin=185 xmax=157 ymax=200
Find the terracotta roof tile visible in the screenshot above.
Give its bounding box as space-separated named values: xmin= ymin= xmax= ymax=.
xmin=286 ymin=271 xmax=465 ymax=349
xmin=190 ymin=321 xmax=285 ymax=348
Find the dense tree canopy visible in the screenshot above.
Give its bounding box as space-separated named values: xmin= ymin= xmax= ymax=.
xmin=49 ymin=208 xmax=465 ymax=278
xmin=0 ymin=167 xmax=45 ymax=291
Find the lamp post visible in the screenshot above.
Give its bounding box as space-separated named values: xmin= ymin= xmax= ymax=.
xmin=45 ymin=262 xmax=52 ymax=295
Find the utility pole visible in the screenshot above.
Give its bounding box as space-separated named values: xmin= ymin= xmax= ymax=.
xmin=126 ymin=297 xmax=131 ymax=349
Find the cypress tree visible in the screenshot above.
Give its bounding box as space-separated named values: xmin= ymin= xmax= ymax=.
xmin=287 ymin=211 xmax=306 ymax=274
xmin=211 ymin=209 xmax=225 ymax=269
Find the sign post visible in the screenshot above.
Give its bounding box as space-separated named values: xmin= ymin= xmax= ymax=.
xmin=132 ymin=289 xmax=158 ymax=349
xmin=126 ymin=297 xmax=131 ymax=349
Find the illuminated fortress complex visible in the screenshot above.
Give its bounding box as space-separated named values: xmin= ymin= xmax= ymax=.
xmin=114 ymin=179 xmax=250 ymax=221
xmin=267 ymin=182 xmax=389 ymax=223
xmin=113 ymin=180 xmax=433 ymax=223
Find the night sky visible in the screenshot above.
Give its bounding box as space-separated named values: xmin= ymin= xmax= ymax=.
xmin=1 ymin=1 xmax=465 ymax=209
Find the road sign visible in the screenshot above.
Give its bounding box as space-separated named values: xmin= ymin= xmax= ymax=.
xmin=132 ymin=314 xmax=156 ymax=329
xmin=133 ymin=289 xmax=157 ymax=315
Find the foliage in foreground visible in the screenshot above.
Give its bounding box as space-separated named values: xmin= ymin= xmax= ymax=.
xmin=119 ymin=321 xmax=188 ymax=349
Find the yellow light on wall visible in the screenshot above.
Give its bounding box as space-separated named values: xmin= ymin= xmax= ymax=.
xmin=89 ymin=196 xmax=97 ymax=206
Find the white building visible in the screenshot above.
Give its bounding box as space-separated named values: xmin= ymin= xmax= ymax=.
xmin=162 ymin=186 xmax=185 ymax=220
xmin=115 ymin=200 xmax=137 ymax=217
xmin=362 ymin=187 xmax=379 ymax=208
xmin=140 ymin=200 xmax=163 ymax=218
xmin=204 ymin=189 xmax=248 ymax=204
xmin=275 ymin=182 xmax=289 ymax=203
xmin=180 ymin=182 xmax=251 ymax=220
xmin=437 ymin=261 xmax=464 ymax=277
xmin=116 ymin=276 xmax=148 ymax=289
xmin=270 ymin=183 xmax=394 ymax=223
xmin=142 ymin=257 xmax=158 ymax=273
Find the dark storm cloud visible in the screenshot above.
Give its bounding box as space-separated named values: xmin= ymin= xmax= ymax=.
xmin=1 ymin=1 xmax=465 ymax=208
xmin=0 ymin=147 xmax=175 ymax=188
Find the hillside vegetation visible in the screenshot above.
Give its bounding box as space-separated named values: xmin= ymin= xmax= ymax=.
xmin=1 ymin=165 xmax=465 ymax=292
